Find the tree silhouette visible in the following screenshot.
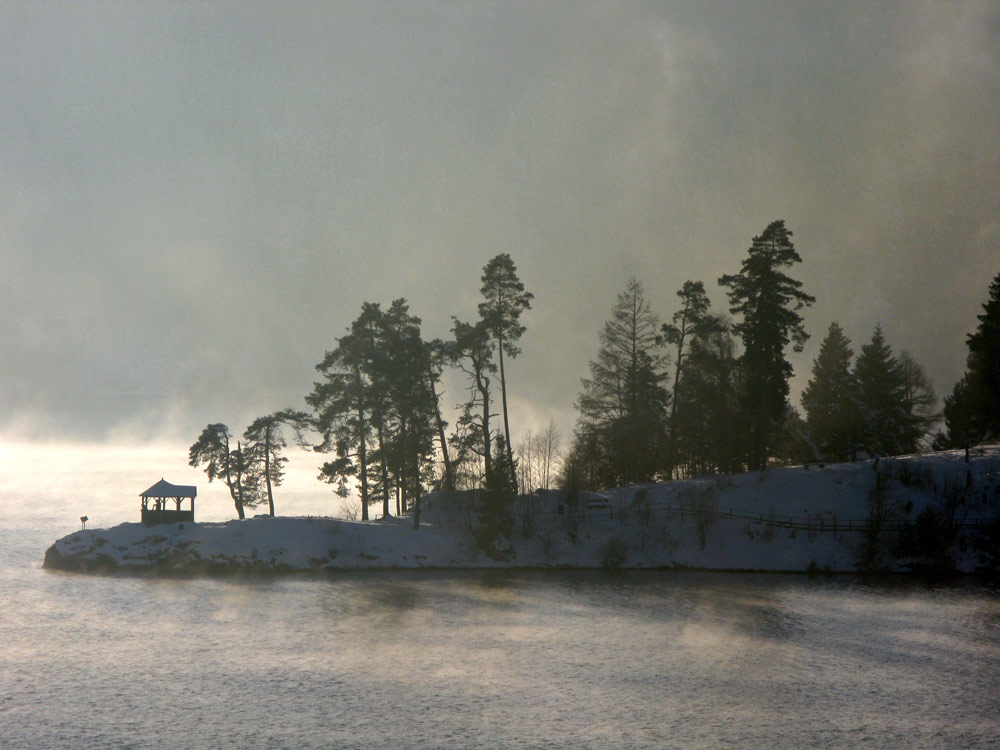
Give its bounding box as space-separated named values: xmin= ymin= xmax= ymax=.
xmin=449 ymin=317 xmax=498 ymax=488
xmin=853 ymin=325 xmax=912 ymax=457
xmin=575 ymin=278 xmax=668 ymax=486
xmin=479 ymin=253 xmax=533 ymax=479
xmin=944 ymin=270 xmax=1000 ymax=446
xmin=897 ymin=351 xmax=938 ymax=451
xmin=375 ymin=299 xmax=438 ymax=519
xmin=662 ymin=280 xmax=721 ymax=478
xmin=720 ymin=220 xmax=814 ymax=471
xmin=802 ymin=322 xmax=858 ymax=462
xmin=425 ymin=338 xmax=455 ymax=492
xmin=308 ymin=329 xmax=373 ymax=520
xmin=671 ymin=315 xmax=742 ymax=475
xmin=243 ymin=409 xmax=310 ymax=517
xmin=188 ymin=423 xmax=257 ymax=519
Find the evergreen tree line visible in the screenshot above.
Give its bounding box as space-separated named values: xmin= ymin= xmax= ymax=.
xmin=188 ymin=219 xmax=1000 ymax=516
xmin=562 ymin=220 xmax=1000 ymax=490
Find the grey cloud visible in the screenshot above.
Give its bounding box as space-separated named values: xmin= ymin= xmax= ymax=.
xmin=1 ymin=1 xmax=997 ymax=442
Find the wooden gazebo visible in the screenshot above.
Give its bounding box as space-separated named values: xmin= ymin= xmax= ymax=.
xmin=140 ymin=479 xmax=197 ymax=525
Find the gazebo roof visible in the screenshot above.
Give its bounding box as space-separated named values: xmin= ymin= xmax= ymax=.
xmin=140 ymin=479 xmax=197 ymax=499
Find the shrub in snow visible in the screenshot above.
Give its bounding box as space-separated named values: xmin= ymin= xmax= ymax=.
xmin=600 ymin=537 xmax=628 ymax=569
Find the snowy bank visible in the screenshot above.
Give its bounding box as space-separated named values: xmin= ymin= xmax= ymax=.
xmin=43 ymin=449 xmax=1000 ymax=576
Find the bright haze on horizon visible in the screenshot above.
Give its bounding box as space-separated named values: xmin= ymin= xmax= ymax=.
xmin=2 ymin=1 xmax=998 ymax=446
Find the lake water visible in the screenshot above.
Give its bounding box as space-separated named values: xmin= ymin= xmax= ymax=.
xmin=2 ymin=442 xmax=1000 ymax=749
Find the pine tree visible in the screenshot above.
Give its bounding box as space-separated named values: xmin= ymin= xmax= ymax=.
xmin=376 ymin=299 xmax=438 ymax=518
xmin=853 ymin=325 xmax=912 ymax=457
xmin=188 ymin=424 xmax=259 ymax=519
xmin=448 ymin=318 xmax=497 ymax=488
xmin=351 ymin=302 xmax=395 ymax=518
xmin=801 ymin=322 xmax=858 ymax=462
xmin=242 ymin=410 xmax=310 ymax=517
xmin=307 ymin=329 xmax=373 ymax=520
xmin=719 ymin=220 xmax=814 ymax=471
xmin=662 ymin=280 xmax=722 ymax=478
xmin=424 ymin=338 xmax=455 ymax=492
xmin=671 ymin=315 xmax=743 ymax=476
xmin=310 ymin=301 xmax=441 ymax=520
xmin=479 ymin=254 xmax=533 ymax=479
xmin=575 ymin=278 xmax=669 ymax=486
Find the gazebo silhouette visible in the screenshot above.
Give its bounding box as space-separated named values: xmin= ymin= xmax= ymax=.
xmin=140 ymin=479 xmax=197 ymax=525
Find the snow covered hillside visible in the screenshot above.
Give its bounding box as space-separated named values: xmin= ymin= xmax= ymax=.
xmin=44 ymin=448 xmax=1000 ymax=575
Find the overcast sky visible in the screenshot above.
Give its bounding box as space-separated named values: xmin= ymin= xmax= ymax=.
xmin=2 ymin=1 xmax=998 ymax=445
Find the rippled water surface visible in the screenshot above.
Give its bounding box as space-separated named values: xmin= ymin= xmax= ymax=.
xmin=2 ymin=444 xmax=999 ymax=749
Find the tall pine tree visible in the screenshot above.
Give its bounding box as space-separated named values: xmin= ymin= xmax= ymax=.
xmin=448 ymin=318 xmax=497 ymax=488
xmin=376 ymin=299 xmax=439 ymax=517
xmin=479 ymin=254 xmax=533 ymax=480
xmin=719 ymin=220 xmax=814 ymax=471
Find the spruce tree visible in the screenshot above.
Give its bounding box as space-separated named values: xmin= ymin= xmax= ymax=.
xmin=719 ymin=220 xmax=814 ymax=471
xmin=480 ymin=433 xmax=516 ymax=549
xmin=943 ymin=372 xmax=986 ymax=448
xmin=853 ymin=325 xmax=912 ymax=456
xmin=968 ymin=272 xmax=1000 ymax=431
xmin=801 ymin=322 xmax=858 ymax=462
xmin=945 ymin=270 xmax=1000 ymax=444
xmin=575 ymin=278 xmax=669 ymax=486
xmin=897 ymin=351 xmax=938 ymax=450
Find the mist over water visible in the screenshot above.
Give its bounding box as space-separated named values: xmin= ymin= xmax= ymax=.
xmin=2 ymin=444 xmax=1000 ymax=749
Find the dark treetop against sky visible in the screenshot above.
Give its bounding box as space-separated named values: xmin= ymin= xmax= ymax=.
xmin=2 ymin=1 xmax=998 ymax=443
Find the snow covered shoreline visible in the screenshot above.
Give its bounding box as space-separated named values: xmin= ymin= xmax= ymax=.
xmin=43 ymin=450 xmax=1000 ymax=576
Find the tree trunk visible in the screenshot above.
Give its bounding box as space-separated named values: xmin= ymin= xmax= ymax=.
xmin=412 ymin=452 xmax=422 ymax=530
xmin=235 ymin=442 xmax=247 ymax=519
xmin=354 ymin=364 xmax=370 ymax=522
xmin=265 ymin=429 xmax=275 ymax=517
xmin=477 ymin=369 xmax=492 ymax=483
xmin=498 ymin=340 xmax=515 ymax=485
xmin=428 ymin=370 xmax=454 ymax=491
xmin=376 ymin=419 xmax=391 ymax=518
xmin=666 ymin=328 xmax=687 ymax=481
xmin=223 ymin=435 xmax=245 ymax=520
